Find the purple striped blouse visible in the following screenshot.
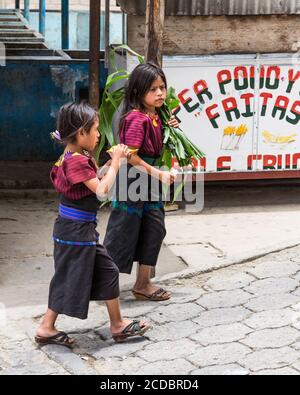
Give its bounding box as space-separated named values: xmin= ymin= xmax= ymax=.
xmin=119 ymin=110 xmax=163 ymax=157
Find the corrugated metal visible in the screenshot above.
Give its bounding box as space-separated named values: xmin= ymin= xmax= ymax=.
xmin=117 ymin=0 xmax=300 ymax=16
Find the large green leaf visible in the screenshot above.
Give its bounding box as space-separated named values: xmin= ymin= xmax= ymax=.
xmin=165 ymin=87 xmax=180 ymax=111
xmin=95 ymin=45 xmax=205 ymax=171
xmin=173 ymin=181 xmax=185 ymax=203
xmin=113 ymin=45 xmax=145 ymax=65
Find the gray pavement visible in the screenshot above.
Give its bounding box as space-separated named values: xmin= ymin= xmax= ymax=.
xmin=1 ymin=190 xmax=300 ymax=375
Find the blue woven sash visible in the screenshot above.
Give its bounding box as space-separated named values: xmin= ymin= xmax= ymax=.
xmin=59 ymin=204 xmax=97 ymax=222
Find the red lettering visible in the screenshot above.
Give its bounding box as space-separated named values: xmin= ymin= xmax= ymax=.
xmin=218 ymin=70 xmax=232 ymax=94
xmin=277 ymin=155 xmax=283 ymax=169
xmin=288 ymin=68 xmax=300 ymax=82
xmin=205 ymin=104 xmax=218 ymax=120
xmin=263 ymin=155 xmax=277 ymax=170
xmin=291 ymin=101 xmax=300 ymax=115
xmin=193 ymin=80 xmax=208 ymax=95
xmin=293 ymin=153 xmax=300 ymax=169
xmin=217 ymin=69 xmax=231 ymax=84
xmin=247 ymin=155 xmax=262 ymax=170
xmin=267 ymin=66 xmax=281 ymax=80
xmin=241 ymin=93 xmax=254 ymax=106
xmin=217 ymin=156 xmax=231 ymax=172
xmin=191 ymin=157 xmax=206 ymax=171
xmin=274 ymin=95 xmax=289 ymax=110
xmin=260 ymin=92 xmax=273 ymax=106
xmin=178 ymin=89 xmax=192 ymax=105
xmin=222 ymin=97 xmax=238 ymax=112
xmin=206 ymin=104 xmax=220 ymax=128
xmin=234 ymin=66 xmax=248 ymax=81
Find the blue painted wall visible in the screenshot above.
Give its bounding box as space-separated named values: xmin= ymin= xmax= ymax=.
xmin=0 ymin=61 xmax=107 ymax=160
xmin=28 ymin=11 xmax=123 ymax=50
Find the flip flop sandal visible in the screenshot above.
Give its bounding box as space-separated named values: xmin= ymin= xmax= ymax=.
xmin=35 ymin=331 xmax=74 ymax=348
xmin=112 ymin=320 xmax=152 ymax=343
xmin=132 ymin=288 xmax=171 ymax=301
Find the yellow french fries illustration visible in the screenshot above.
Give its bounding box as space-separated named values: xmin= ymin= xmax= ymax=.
xmin=262 ymin=131 xmax=297 ymax=145
xmin=221 ymin=124 xmax=248 ymax=150
xmin=235 ymin=124 xmax=248 ymax=137
xmin=223 ymin=126 xmax=236 ymax=136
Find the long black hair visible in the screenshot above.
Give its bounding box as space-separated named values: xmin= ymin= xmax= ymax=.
xmin=120 ymin=62 xmax=167 ymax=128
xmin=52 ymin=101 xmax=99 ymax=144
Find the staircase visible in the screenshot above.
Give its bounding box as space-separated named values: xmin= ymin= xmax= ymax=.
xmin=0 ymin=9 xmax=68 ymax=60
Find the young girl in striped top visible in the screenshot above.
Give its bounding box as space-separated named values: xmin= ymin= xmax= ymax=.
xmin=35 ymin=102 xmax=151 ymax=347
xmin=104 ymin=62 xmax=179 ymax=301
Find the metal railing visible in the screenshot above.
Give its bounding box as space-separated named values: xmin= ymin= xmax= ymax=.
xmin=24 ymin=0 xmax=30 ymax=20
xmin=14 ymin=0 xmax=69 ymax=49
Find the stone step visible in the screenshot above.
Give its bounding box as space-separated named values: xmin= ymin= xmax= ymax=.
xmin=6 ymin=56 xmax=65 ymax=61
xmin=0 ymin=31 xmax=36 ymax=37
xmin=2 ymin=41 xmax=47 ymax=49
xmin=0 ymin=37 xmax=44 ymax=42
xmin=6 ymin=48 xmax=58 ymax=56
xmin=0 ymin=9 xmax=17 ymax=12
xmin=0 ymin=17 xmax=21 ymax=22
xmin=0 ymin=29 xmax=36 ymax=34
xmin=0 ymin=10 xmax=17 ymax=15
xmin=0 ymin=23 xmax=27 ymax=29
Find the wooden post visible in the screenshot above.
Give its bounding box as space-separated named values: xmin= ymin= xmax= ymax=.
xmin=144 ymin=0 xmax=165 ymax=278
xmin=145 ymin=0 xmax=165 ymax=279
xmin=104 ymin=0 xmax=110 ymax=68
xmin=89 ymin=0 xmax=101 ymax=109
xmin=145 ymin=0 xmax=165 ymax=66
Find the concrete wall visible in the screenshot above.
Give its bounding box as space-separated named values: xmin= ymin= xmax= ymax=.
xmin=28 ymin=10 xmax=122 ymax=50
xmin=0 ymin=61 xmax=107 ymax=160
xmin=128 ymin=15 xmax=300 ymax=55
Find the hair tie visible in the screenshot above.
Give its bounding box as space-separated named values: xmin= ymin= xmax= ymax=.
xmin=52 ymin=130 xmax=62 ymax=141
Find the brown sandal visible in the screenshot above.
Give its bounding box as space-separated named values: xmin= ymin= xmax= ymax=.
xmin=132 ymin=288 xmax=171 ymax=301
xmin=112 ymin=320 xmax=151 ymax=343
xmin=35 ymin=331 xmax=75 ymax=348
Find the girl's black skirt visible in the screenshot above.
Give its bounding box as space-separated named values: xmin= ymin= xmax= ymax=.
xmin=48 ymin=196 xmax=120 ymax=320
xmin=104 ymin=160 xmax=166 ymax=274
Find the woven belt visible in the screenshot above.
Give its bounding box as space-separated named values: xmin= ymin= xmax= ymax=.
xmin=140 ymin=155 xmax=160 ymax=166
xmin=59 ymin=204 xmax=97 ymax=222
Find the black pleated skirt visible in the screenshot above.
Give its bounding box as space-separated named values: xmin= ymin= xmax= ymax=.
xmin=104 ymin=159 xmax=166 ymax=274
xmin=104 ymin=204 xmax=166 ymax=274
xmin=48 ymin=216 xmax=120 ymax=320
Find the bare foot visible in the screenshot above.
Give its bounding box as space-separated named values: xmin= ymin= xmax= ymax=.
xmin=111 ymin=319 xmax=151 ymax=342
xmin=133 ymin=283 xmax=171 ymax=300
xmin=36 ymin=326 xmax=75 ymax=345
xmin=111 ymin=319 xmax=148 ymax=336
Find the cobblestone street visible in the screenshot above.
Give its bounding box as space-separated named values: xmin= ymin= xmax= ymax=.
xmin=1 ymin=242 xmax=300 ymax=375
xmin=1 ymin=190 xmax=300 ymax=375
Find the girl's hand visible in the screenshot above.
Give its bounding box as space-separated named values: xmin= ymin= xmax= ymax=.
xmin=168 ymin=115 xmax=180 ymax=129
xmin=159 ymin=170 xmax=177 ymax=185
xmin=108 ymin=144 xmax=131 ymax=160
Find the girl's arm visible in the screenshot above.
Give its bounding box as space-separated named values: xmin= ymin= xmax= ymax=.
xmin=84 ymin=145 xmax=129 ymax=196
xmin=128 ymin=154 xmax=176 ymax=185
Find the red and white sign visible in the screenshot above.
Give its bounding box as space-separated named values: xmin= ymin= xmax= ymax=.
xmin=162 ymin=55 xmax=300 ymax=177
